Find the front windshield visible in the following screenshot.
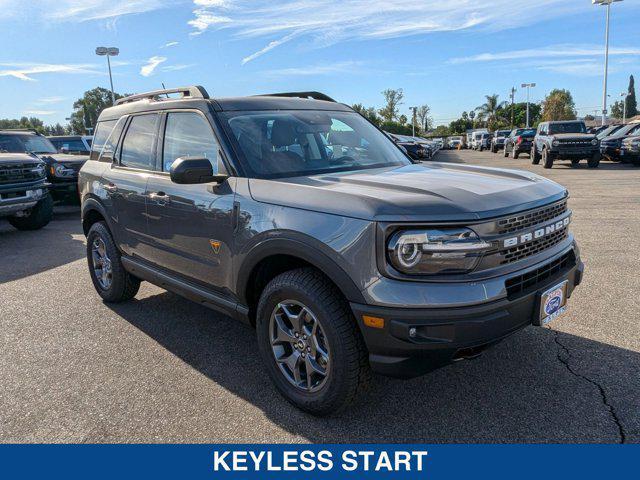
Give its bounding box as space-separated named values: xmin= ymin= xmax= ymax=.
xmin=222 ymin=110 xmax=410 ymax=178
xmin=0 ymin=134 xmax=57 ymax=154
xmin=548 ymin=123 xmax=587 ymax=134
xmin=497 ymin=130 xmax=510 ymax=137
xmin=597 ymin=125 xmax=622 ymax=139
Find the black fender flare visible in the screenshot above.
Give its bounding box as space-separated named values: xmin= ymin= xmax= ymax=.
xmin=81 ymin=197 xmax=114 ymax=236
xmin=236 ymin=234 xmax=366 ymax=306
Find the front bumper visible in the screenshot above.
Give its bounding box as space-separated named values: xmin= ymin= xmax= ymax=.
xmin=351 ymin=250 xmax=584 ymax=378
xmin=553 ymin=147 xmax=599 ymax=159
xmin=0 ymin=187 xmax=46 ymax=217
xmin=47 ymin=176 xmax=79 ymax=196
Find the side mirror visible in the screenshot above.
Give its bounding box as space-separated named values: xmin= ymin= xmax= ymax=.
xmin=169 ymin=157 xmax=227 ymax=185
xmin=60 ymin=146 xmax=69 ymax=154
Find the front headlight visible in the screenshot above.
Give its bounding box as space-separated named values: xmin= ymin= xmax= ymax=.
xmin=387 ymin=228 xmax=491 ymax=275
xmin=51 ymin=163 xmax=75 ymax=177
xmin=591 ymin=139 xmax=598 ymax=146
xmin=552 ymin=140 xmax=560 ymax=147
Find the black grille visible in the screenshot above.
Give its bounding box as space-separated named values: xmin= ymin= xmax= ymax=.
xmin=0 ymin=163 xmax=44 ymax=185
xmin=497 ymin=200 xmax=568 ymax=235
xmin=506 ymin=251 xmax=575 ymax=298
xmin=501 ymin=229 xmax=568 ymax=264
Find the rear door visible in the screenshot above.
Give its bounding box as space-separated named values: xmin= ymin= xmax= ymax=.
xmin=144 ymin=110 xmax=236 ymax=291
xmin=101 ymin=113 xmax=160 ymax=258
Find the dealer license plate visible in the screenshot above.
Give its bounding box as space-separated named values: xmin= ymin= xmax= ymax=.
xmin=535 ymin=281 xmax=568 ymax=326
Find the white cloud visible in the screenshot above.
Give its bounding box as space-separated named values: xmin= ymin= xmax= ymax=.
xmin=140 ymin=56 xmax=168 ymax=76
xmin=262 ymin=60 xmax=366 ymax=77
xmin=24 ymin=110 xmax=56 ymax=116
xmin=188 ymin=0 xmax=591 ymax=62
xmin=38 ymin=96 xmax=66 ymax=104
xmin=163 ymin=41 xmax=180 ymax=48
xmin=450 ymin=45 xmax=640 ymax=64
xmin=0 ymin=63 xmax=100 ymax=81
xmin=241 ymin=32 xmax=299 ymax=65
xmin=161 ymin=63 xmax=196 ymax=72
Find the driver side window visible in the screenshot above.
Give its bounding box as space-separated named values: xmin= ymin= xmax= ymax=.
xmin=162 ymin=112 xmax=221 ymax=173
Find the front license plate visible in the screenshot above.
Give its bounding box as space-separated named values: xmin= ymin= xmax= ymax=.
xmin=535 ymin=280 xmax=568 ymax=326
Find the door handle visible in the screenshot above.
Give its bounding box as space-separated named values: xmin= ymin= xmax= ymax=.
xmin=149 ymin=192 xmax=171 ymax=205
xmin=104 ymin=183 xmax=117 ymax=194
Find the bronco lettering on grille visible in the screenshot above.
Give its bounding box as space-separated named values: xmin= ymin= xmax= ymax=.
xmin=503 ymin=216 xmax=571 ymax=248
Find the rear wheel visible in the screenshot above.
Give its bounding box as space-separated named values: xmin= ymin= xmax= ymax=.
xmin=513 ymin=148 xmax=520 ymax=159
xmin=256 ymin=268 xmax=370 ymax=416
xmin=587 ymin=153 xmax=601 ymax=169
xmin=503 ymin=145 xmax=509 ymax=157
xmin=543 ymin=148 xmax=554 ymax=169
xmin=8 ymin=195 xmax=53 ymax=231
xmin=86 ymin=222 xmax=140 ymax=303
xmin=571 ymin=159 xmax=581 ymax=167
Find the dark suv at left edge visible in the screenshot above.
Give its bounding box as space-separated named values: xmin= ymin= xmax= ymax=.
xmin=0 ymin=130 xmax=89 ymax=200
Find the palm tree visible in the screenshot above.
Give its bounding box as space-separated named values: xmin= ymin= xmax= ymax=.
xmin=476 ymin=94 xmax=507 ymax=128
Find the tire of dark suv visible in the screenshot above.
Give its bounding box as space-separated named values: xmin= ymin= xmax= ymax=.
xmin=8 ymin=195 xmax=53 ymax=231
xmin=512 ymin=149 xmax=520 ymax=159
xmin=531 ymin=146 xmax=541 ymax=165
xmin=587 ymin=153 xmax=601 ymax=169
xmin=503 ymin=146 xmax=509 ymax=158
xmin=255 ymin=268 xmax=370 ymax=416
xmin=86 ymin=222 xmax=141 ymax=303
xmin=542 ymin=148 xmax=554 ymax=169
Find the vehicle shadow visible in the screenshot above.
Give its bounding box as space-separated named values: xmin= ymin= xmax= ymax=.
xmin=0 ymin=208 xmax=84 ymax=284
xmin=107 ymin=291 xmax=639 ymax=443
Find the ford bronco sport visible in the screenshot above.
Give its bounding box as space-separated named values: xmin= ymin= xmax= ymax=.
xmin=531 ymin=121 xmax=600 ymax=169
xmin=79 ymin=86 xmax=584 ymax=415
xmin=0 ymin=152 xmax=52 ymax=230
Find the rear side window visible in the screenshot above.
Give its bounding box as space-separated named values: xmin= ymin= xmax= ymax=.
xmin=90 ymin=120 xmax=117 ymax=161
xmin=162 ymin=112 xmax=221 ymax=172
xmin=120 ymin=114 xmax=159 ymax=170
xmin=98 ymin=117 xmax=127 ymax=163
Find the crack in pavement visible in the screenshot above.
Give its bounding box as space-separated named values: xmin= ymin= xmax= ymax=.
xmin=550 ymin=328 xmax=627 ymax=444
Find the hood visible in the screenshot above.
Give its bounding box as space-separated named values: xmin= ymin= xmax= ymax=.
xmin=248 ymin=163 xmax=567 ymax=222
xmin=37 ymin=153 xmax=89 ymax=165
xmin=0 ymin=152 xmax=43 ymax=166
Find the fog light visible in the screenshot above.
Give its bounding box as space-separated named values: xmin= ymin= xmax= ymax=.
xmin=409 ymin=327 xmax=417 ymax=338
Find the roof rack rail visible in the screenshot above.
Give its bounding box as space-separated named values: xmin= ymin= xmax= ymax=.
xmin=0 ymin=128 xmax=42 ymax=135
xmin=257 ymin=91 xmax=336 ymax=103
xmin=115 ymin=86 xmax=210 ymax=106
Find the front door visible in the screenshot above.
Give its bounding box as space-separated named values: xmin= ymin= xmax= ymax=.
xmin=144 ymin=111 xmax=236 ymax=292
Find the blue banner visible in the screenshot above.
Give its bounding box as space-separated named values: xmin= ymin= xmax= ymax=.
xmin=0 ymin=444 xmax=637 ymax=479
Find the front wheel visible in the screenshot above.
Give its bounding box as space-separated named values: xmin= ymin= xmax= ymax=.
xmin=542 ymin=148 xmax=554 ymax=169
xmin=531 ymin=146 xmax=541 ymax=164
xmin=256 ymin=268 xmax=370 ymax=416
xmin=513 ymin=149 xmax=520 ymax=159
xmin=503 ymin=146 xmax=509 ymax=157
xmin=8 ymin=194 xmax=53 ymax=231
xmin=587 ymin=153 xmax=601 ymax=168
xmin=86 ymin=222 xmax=141 ymax=303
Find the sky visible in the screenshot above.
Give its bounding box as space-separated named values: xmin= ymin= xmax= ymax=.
xmin=1 ymin=0 xmax=639 ymax=127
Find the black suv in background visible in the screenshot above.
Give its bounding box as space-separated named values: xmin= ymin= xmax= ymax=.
xmin=386 ymin=133 xmax=427 ymax=161
xmin=531 ymin=121 xmax=600 ymax=169
xmin=0 ymin=130 xmax=88 ymax=201
xmin=490 ymin=130 xmax=511 ymax=153
xmin=621 ymin=134 xmax=640 ymax=165
xmin=79 ymin=86 xmax=583 ymax=415
xmin=0 ymin=152 xmax=52 ymax=230
xmin=504 ymin=128 xmax=536 ymax=159
xmin=599 ymin=122 xmax=640 ymax=162
xmin=48 ymin=135 xmax=93 ymax=155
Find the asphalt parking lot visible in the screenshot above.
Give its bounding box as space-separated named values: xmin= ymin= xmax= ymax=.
xmin=1 ymin=149 xmax=639 ymax=444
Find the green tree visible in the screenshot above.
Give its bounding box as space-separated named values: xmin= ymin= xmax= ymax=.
xmin=626 ymin=75 xmax=638 ymax=118
xmin=378 ymin=88 xmax=404 ymax=122
xmin=610 ymin=100 xmax=624 ymax=120
xmin=541 ymin=89 xmax=577 ymax=121
xmin=352 ymin=103 xmax=380 ymax=126
xmin=512 ymin=102 xmax=542 ymax=127
xmin=70 ymin=87 xmax=125 ymax=134
xmin=398 ymin=114 xmax=408 ymax=126
xmin=0 ymin=117 xmax=46 ymax=133
xmin=416 ymin=104 xmax=431 ymax=132
xmin=380 ymin=120 xmax=413 ymax=135
xmin=475 ymin=94 xmax=507 ymax=130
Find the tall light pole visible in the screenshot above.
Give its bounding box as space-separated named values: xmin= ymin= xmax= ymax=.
xmin=619 ymin=92 xmax=629 ymax=123
xmin=411 ymin=107 xmax=417 ymax=137
xmin=521 ymin=83 xmax=536 ymax=128
xmin=510 ymin=87 xmax=517 ymax=128
xmin=96 ymin=47 xmax=119 ymax=104
xmin=593 ymin=1 xmax=623 ymax=126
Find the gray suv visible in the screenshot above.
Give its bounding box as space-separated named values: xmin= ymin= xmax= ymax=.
xmin=79 ymin=86 xmax=584 ymax=415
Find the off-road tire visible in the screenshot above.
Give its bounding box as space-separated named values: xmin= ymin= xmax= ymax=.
xmin=571 ymin=159 xmax=581 ymax=167
xmin=543 ymin=148 xmax=554 ymax=169
xmin=8 ymin=194 xmax=53 ymax=231
xmin=86 ymin=221 xmax=140 ymax=303
xmin=513 ymin=149 xmax=520 ymax=159
xmin=587 ymin=153 xmax=600 ymax=169
xmin=256 ymin=268 xmax=371 ymax=416
xmin=531 ymin=146 xmax=541 ymax=164
xmin=503 ymin=146 xmax=509 ymax=157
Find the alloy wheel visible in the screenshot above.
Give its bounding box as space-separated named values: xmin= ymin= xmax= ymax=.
xmin=269 ymin=300 xmax=330 ymax=392
xmin=91 ymin=237 xmax=113 ymax=290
